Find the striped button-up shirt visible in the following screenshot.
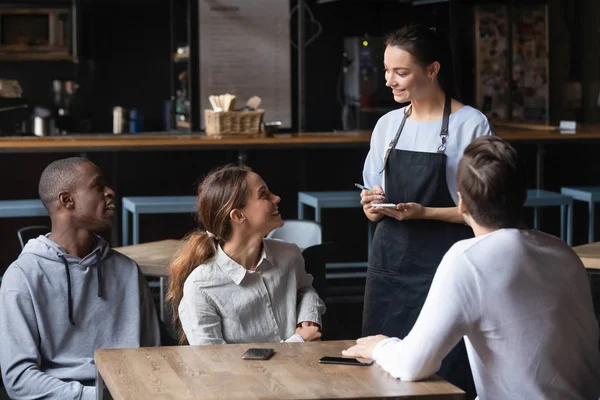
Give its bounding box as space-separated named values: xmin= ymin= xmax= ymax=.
xmin=179 ymin=239 xmax=326 ymax=345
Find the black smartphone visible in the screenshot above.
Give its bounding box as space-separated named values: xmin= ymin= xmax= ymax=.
xmin=241 ymin=348 xmax=275 ymax=360
xmin=318 ymin=356 xmax=374 ymax=366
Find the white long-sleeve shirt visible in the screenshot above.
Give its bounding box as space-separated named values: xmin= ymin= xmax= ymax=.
xmin=179 ymin=238 xmax=326 ymax=345
xmin=372 ymin=229 xmax=600 ymax=399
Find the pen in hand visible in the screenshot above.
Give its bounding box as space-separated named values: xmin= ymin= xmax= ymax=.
xmin=355 ymin=183 xmax=386 ymax=201
xmin=354 ymin=183 xmax=371 ymax=191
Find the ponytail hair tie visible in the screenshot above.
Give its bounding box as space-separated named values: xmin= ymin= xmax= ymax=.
xmin=205 ymin=230 xmax=217 ymax=239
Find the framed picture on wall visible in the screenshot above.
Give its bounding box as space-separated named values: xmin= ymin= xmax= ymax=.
xmin=475 ymin=4 xmax=549 ymax=123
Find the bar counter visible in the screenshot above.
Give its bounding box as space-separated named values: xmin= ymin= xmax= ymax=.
xmin=2 ymin=125 xmax=600 ymax=153
xmin=0 ymin=131 xmax=372 ymax=153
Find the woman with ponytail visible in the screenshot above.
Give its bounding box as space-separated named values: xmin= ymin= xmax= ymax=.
xmin=166 ymin=165 xmax=325 ymax=345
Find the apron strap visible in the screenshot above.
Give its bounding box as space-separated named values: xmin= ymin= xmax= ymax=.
xmin=437 ymin=96 xmax=451 ymax=154
xmin=380 ymin=96 xmax=451 ymax=173
xmin=380 ymin=105 xmax=412 ymax=174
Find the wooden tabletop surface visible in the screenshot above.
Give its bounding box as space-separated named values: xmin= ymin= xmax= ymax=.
xmin=572 ymin=242 xmax=600 ymax=270
xmin=94 ymin=340 xmax=464 ymax=400
xmin=115 ymin=238 xmax=600 ymax=277
xmin=3 ymin=124 xmax=600 ymax=153
xmin=114 ymin=239 xmax=181 ymax=277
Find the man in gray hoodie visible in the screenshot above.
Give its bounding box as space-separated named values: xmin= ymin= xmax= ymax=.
xmin=0 ymin=157 xmax=161 ymax=400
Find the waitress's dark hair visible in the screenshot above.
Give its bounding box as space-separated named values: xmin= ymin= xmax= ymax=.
xmin=385 ymin=23 xmax=456 ymax=97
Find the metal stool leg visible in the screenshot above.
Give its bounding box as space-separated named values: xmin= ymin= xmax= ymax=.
xmin=589 ymin=201 xmax=595 ymax=244
xmin=560 ymin=204 xmax=566 ymax=243
xmin=133 ymin=212 xmax=140 ymax=245
xmin=122 ymin=208 xmax=129 ymax=246
xmin=298 ymin=200 xmax=304 ymax=220
xmin=534 ymin=207 xmax=540 ymax=230
xmin=315 ymin=206 xmax=321 ymax=223
xmin=568 ymin=201 xmax=573 ymax=246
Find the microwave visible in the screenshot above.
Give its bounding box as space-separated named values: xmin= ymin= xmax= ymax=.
xmin=0 ymin=7 xmax=76 ymax=61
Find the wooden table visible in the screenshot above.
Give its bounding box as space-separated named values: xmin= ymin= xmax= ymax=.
xmin=95 ymin=340 xmax=464 ymax=400
xmin=573 ymin=242 xmax=600 ymax=272
xmin=114 ymin=239 xmax=180 ymax=277
xmin=495 ymin=124 xmax=600 ymax=190
xmin=573 ymin=243 xmax=600 ymax=326
xmin=114 ymin=239 xmax=181 ymax=320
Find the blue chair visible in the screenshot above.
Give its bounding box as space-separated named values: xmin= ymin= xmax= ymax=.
xmin=267 ymin=220 xmax=328 ymax=299
xmin=297 ymin=191 xmax=370 ymax=279
xmin=297 ymin=191 xmax=362 ymax=223
xmin=267 ymin=220 xmax=322 ymax=250
xmin=0 ymin=199 xmax=47 ymax=218
xmin=560 ymin=187 xmax=600 ymax=243
xmin=525 ymin=189 xmax=573 ymax=246
xmin=121 ymin=196 xmax=196 ymax=245
xmin=0 ymin=200 xmax=49 ymax=287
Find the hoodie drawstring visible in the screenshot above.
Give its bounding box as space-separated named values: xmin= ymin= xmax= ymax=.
xmin=60 ymin=256 xmax=104 ymax=326
xmin=60 ymin=256 xmax=75 ymax=326
xmin=97 ymin=261 xmax=103 ymax=298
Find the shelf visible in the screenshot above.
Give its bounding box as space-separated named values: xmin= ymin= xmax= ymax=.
xmin=173 ymin=53 xmax=189 ymax=63
xmin=0 ymin=52 xmax=77 ymax=62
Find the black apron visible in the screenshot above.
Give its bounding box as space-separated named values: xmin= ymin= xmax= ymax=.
xmin=362 ymin=97 xmax=475 ymax=397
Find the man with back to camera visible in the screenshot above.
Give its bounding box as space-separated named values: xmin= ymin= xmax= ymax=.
xmin=0 ymin=157 xmax=160 ymax=399
xmin=344 ymin=136 xmax=600 ymax=399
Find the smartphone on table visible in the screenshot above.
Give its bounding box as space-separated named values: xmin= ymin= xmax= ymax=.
xmin=241 ymin=348 xmax=275 ymax=360
xmin=318 ymin=356 xmax=374 ymax=366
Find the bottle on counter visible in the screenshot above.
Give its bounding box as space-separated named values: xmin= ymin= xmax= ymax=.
xmin=129 ymin=108 xmax=143 ymax=133
xmin=113 ymin=106 xmax=127 ymax=134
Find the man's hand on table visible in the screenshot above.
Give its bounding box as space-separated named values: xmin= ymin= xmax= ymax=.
xmin=342 ymin=335 xmax=389 ymax=359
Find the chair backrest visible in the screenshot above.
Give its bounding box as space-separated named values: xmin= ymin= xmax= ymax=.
xmin=302 ymin=243 xmax=329 ymax=300
xmin=17 ymin=225 xmax=50 ymax=249
xmin=267 ymin=220 xmax=322 ymax=250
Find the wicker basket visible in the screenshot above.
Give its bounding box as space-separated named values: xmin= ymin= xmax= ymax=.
xmin=204 ymin=109 xmax=264 ymax=137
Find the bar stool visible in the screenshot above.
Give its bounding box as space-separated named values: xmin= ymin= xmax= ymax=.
xmin=121 ymin=196 xmax=196 ymax=315
xmin=297 ymin=191 xmax=370 ymax=279
xmin=560 ymin=187 xmax=600 ymax=243
xmin=525 ymin=189 xmax=573 ymax=246
xmin=0 ymin=199 xmax=47 ymax=218
xmin=121 ymin=196 xmax=196 ymax=246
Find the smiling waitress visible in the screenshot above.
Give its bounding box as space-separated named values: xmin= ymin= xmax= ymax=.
xmin=360 ymin=23 xmax=492 ymax=396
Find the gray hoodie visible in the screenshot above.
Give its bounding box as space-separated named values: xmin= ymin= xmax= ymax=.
xmin=0 ymin=235 xmax=160 ymax=400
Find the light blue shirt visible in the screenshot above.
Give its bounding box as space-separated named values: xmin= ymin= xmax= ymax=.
xmin=179 ymin=238 xmax=326 ymax=345
xmin=363 ymin=105 xmax=492 ymax=205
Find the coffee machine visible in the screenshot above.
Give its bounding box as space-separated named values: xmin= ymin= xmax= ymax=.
xmin=0 ymin=99 xmax=29 ymax=136
xmin=52 ymin=79 xmax=79 ymax=134
xmin=0 ymin=80 xmax=28 ymax=135
xmin=341 ymin=36 xmax=397 ymax=130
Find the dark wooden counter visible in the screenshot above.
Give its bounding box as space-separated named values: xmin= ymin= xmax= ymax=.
xmin=0 ymin=131 xmax=371 ymax=153
xmin=497 ymin=127 xmax=600 ymax=141
xmin=3 ymin=125 xmax=600 ymax=154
